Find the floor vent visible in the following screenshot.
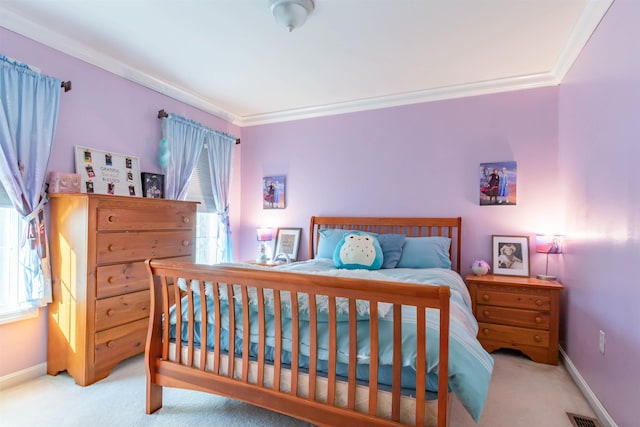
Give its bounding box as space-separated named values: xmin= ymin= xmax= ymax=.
xmin=567 ymin=412 xmax=603 ymax=427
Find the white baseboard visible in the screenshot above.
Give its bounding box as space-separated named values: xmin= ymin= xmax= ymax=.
xmin=0 ymin=363 xmax=47 ymax=391
xmin=559 ymin=347 xmax=618 ymax=427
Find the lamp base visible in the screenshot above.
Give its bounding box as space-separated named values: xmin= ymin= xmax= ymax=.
xmin=537 ymin=274 xmax=556 ymax=281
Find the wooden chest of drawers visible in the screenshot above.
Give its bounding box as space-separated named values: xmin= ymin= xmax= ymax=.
xmin=47 ymin=194 xmax=197 ymax=385
xmin=466 ymin=274 xmax=563 ymax=365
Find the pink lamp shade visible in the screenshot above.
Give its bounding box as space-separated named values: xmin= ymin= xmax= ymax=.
xmin=256 ymin=227 xmax=273 ymax=242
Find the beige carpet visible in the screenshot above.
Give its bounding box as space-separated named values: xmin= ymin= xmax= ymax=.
xmin=0 ymin=350 xmax=597 ymax=427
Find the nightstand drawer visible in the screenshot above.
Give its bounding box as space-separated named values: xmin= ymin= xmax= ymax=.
xmin=477 ymin=304 xmax=550 ymax=330
xmin=478 ymin=322 xmax=550 ymax=348
xmin=476 ymin=289 xmax=550 ymax=310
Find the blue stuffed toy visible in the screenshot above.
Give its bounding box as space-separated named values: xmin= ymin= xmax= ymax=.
xmin=333 ymin=232 xmax=383 ymax=270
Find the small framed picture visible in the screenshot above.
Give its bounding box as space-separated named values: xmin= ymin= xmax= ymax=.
xmin=263 ymin=175 xmax=286 ymax=209
xmin=274 ymin=227 xmax=302 ymax=261
xmin=141 ymin=172 xmax=164 ymax=199
xmin=491 ymin=235 xmax=530 ymax=277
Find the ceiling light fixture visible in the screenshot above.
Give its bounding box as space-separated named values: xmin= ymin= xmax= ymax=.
xmin=269 ymin=0 xmax=315 ymax=32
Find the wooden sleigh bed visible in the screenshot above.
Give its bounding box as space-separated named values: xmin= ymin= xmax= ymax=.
xmin=145 ymin=216 xmax=486 ymax=427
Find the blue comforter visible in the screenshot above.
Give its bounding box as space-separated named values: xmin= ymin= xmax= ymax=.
xmin=169 ymin=259 xmax=493 ymax=422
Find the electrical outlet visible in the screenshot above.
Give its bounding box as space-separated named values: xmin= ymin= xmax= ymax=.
xmin=599 ymin=330 xmax=606 ymax=354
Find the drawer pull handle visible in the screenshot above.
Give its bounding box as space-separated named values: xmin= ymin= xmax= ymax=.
xmin=483 ymin=310 xmax=490 ymax=317
xmin=535 ymin=299 xmax=543 ymax=306
xmin=482 ymin=294 xmax=490 ymax=302
xmin=182 ymin=240 xmax=189 ymax=247
xmin=106 ymin=309 xmax=114 ymax=316
xmin=108 ymin=215 xmax=116 ymax=223
xmin=182 ymin=217 xmax=190 ymax=223
xmin=482 ymin=328 xmax=489 ymax=335
xmin=107 ymin=276 xmax=115 ymax=284
xmin=534 ymin=335 xmax=542 ymax=342
xmin=106 ymin=341 xmax=115 ymax=348
xmin=108 ymin=244 xmax=114 ymax=252
xmin=535 ymin=316 xmax=542 ymax=323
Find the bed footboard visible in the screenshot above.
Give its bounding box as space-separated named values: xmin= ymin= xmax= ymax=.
xmin=145 ymin=259 xmax=450 ymax=427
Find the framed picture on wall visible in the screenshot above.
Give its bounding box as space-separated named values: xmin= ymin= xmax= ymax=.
xmin=263 ymin=175 xmax=286 ymax=209
xmin=274 ymin=227 xmax=302 ymax=261
xmin=491 ymin=235 xmax=530 ymax=277
xmin=479 ymin=161 xmax=517 ymax=206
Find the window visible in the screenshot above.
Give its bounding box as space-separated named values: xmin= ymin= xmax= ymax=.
xmin=185 ymin=144 xmax=220 ymax=264
xmin=0 ymin=181 xmax=28 ymax=322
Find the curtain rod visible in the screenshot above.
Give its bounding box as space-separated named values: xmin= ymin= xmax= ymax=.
xmin=61 ymin=81 xmax=72 ymax=92
xmin=157 ymin=109 xmax=240 ymax=144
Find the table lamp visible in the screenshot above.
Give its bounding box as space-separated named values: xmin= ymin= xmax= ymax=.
xmin=536 ymin=234 xmax=563 ymax=280
xmin=256 ymin=227 xmax=273 ymax=263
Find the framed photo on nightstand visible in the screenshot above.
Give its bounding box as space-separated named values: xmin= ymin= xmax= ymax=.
xmin=274 ymin=227 xmax=302 ymax=261
xmin=491 ymin=235 xmax=530 ymax=277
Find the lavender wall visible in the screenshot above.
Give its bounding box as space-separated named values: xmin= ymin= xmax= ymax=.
xmin=558 ymin=1 xmax=639 ymax=425
xmin=0 ymin=27 xmax=242 ymax=376
xmin=240 ymin=88 xmax=562 ymax=275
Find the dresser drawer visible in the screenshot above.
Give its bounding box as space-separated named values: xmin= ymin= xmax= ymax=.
xmin=476 ymin=304 xmax=549 ymax=330
xmin=97 ymin=205 xmax=195 ymax=231
xmin=476 ymin=289 xmax=550 ymax=310
xmin=95 ymin=290 xmax=150 ymax=331
xmin=96 ymin=262 xmax=148 ymax=299
xmin=478 ymin=322 xmax=550 ymax=348
xmin=96 ymin=230 xmax=194 ymax=264
xmin=95 ymin=318 xmax=148 ymax=368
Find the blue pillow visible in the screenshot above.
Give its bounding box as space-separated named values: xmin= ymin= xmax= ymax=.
xmin=377 ymin=233 xmax=406 ymax=269
xmin=316 ymin=228 xmax=354 ymax=259
xmin=396 ymin=236 xmax=452 ymax=269
xmin=333 ymin=232 xmax=383 ymax=270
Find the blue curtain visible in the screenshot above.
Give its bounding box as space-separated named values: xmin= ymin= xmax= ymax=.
xmin=162 ymin=114 xmax=206 ymax=200
xmin=204 ymin=130 xmax=235 ymax=263
xmin=0 ymin=55 xmax=61 ymax=307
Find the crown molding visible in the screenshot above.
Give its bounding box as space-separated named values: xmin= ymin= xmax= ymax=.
xmin=552 ymin=0 xmax=615 ymax=82
xmin=237 ymin=72 xmax=560 ymax=126
xmin=0 ymin=8 xmax=238 ymax=124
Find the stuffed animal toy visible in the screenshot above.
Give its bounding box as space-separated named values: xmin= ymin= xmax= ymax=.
xmin=333 ymin=232 xmax=383 ymax=270
xmin=471 ymin=259 xmax=490 ymax=276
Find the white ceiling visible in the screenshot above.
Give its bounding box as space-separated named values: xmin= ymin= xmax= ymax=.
xmin=0 ymin=0 xmax=613 ymax=126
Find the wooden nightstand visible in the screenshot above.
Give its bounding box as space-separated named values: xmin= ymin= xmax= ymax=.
xmin=466 ymin=274 xmax=563 ymax=365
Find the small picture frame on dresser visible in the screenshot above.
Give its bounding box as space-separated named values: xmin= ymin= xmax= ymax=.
xmin=491 ymin=235 xmax=530 ymax=277
xmin=141 ymin=172 xmax=164 ymax=199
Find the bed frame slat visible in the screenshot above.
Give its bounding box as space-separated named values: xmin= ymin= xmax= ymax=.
xmin=347 ymin=299 xmax=357 ymax=410
xmin=368 ymin=301 xmax=379 ymax=416
xmin=308 ymin=292 xmax=318 ymax=401
xmin=327 ymin=295 xmax=337 ymax=405
xmin=213 ymin=283 xmax=221 ymax=374
xmin=290 ymin=291 xmax=300 ymax=397
xmin=242 ymin=286 xmax=250 ymax=383
xmin=273 ymin=290 xmax=282 ymax=392
xmin=392 ymin=304 xmax=402 ymax=421
xmin=227 ymin=283 xmax=236 ymax=377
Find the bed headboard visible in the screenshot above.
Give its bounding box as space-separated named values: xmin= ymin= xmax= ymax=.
xmin=309 ymin=216 xmax=462 ymax=273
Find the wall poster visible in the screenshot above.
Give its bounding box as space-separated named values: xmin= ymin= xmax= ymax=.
xmin=74 ymin=146 xmax=142 ymax=196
